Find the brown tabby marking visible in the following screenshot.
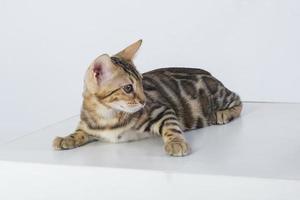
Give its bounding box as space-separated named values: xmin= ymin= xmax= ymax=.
xmin=53 ymin=40 xmax=242 ymax=156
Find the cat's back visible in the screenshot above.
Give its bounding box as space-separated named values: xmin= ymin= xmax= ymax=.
xmin=143 ymin=67 xmax=211 ymax=77
xmin=141 ymin=67 xmax=241 ymax=130
xmin=142 ymin=67 xmax=219 ymax=98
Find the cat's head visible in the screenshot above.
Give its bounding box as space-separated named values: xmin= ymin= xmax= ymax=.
xmin=84 ymin=40 xmax=146 ymax=113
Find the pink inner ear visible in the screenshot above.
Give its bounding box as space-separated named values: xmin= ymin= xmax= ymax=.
xmin=93 ymin=63 xmax=102 ymax=79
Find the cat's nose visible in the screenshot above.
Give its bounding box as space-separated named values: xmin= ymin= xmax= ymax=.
xmin=139 ymin=100 xmax=145 ymax=106
xmin=137 ymin=94 xmax=146 ymax=106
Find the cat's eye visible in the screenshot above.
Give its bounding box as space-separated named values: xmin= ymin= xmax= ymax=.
xmin=122 ymin=84 xmax=133 ymax=93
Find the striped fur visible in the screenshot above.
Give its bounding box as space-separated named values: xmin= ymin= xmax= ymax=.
xmin=53 ymin=40 xmax=242 ymax=156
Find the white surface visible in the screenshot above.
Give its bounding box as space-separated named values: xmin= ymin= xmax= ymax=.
xmin=1 ymin=103 xmax=300 ymax=180
xmin=0 ymin=102 xmax=300 ymax=200
xmin=1 ymin=0 xmax=300 ymax=142
xmin=0 ymin=161 xmax=299 ymax=200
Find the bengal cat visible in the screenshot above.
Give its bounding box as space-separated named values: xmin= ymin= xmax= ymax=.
xmin=53 ymin=40 xmax=242 ymax=156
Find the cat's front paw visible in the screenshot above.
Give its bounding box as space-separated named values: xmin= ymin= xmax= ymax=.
xmin=53 ymin=136 xmax=77 ymax=150
xmin=164 ymin=139 xmax=191 ymax=157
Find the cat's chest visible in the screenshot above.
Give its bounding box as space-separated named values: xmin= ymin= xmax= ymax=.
xmin=88 ymin=128 xmax=151 ymax=143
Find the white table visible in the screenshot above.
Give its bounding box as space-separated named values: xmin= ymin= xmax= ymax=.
xmin=0 ymin=103 xmax=299 ymax=200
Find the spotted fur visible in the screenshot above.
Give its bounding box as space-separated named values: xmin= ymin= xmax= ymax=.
xmin=53 ymin=40 xmax=242 ymax=156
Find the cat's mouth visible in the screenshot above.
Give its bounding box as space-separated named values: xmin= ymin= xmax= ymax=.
xmin=122 ymin=104 xmax=144 ymax=113
xmin=110 ymin=101 xmax=144 ymax=113
xmin=115 ymin=104 xmax=144 ymax=113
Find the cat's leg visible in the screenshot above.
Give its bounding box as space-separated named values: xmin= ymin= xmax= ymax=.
xmin=215 ymin=103 xmax=242 ymax=125
xmin=146 ymin=108 xmax=190 ymax=156
xmin=53 ymin=129 xmax=96 ymax=150
xmin=162 ymin=127 xmax=191 ymax=157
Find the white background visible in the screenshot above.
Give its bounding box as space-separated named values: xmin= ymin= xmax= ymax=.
xmin=0 ymin=0 xmax=299 ymax=142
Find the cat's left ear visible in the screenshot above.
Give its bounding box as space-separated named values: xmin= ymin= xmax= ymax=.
xmin=115 ymin=39 xmax=142 ymax=61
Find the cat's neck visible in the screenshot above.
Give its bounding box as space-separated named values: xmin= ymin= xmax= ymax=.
xmin=95 ymin=102 xmax=119 ymax=119
xmin=83 ymin=98 xmax=121 ymax=119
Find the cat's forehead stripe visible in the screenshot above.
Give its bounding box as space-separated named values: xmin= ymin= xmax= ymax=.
xmin=111 ymin=57 xmax=141 ymax=80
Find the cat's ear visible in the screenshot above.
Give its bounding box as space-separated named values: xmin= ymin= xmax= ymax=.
xmin=115 ymin=39 xmax=142 ymax=61
xmin=92 ymin=54 xmax=115 ymax=84
xmin=84 ymin=54 xmax=116 ymax=93
xmin=85 ymin=54 xmax=115 ymax=92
